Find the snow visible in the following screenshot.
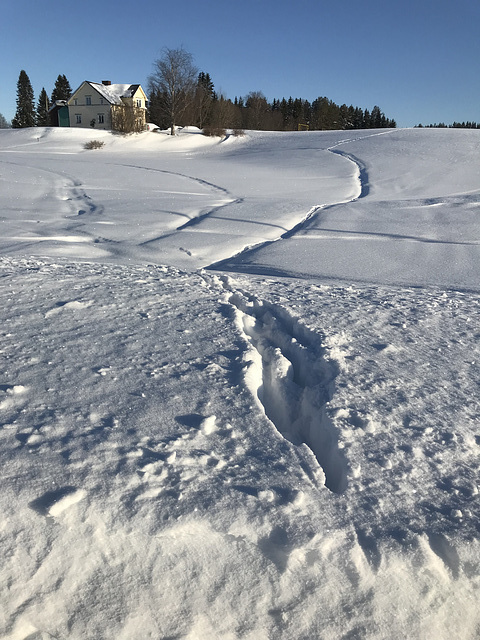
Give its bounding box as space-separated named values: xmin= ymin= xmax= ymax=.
xmin=1 ymin=126 xmax=480 ymax=639
xmin=75 ymin=83 xmax=144 ymax=106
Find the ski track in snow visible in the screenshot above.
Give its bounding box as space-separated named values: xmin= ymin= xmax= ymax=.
xmin=218 ymin=275 xmax=348 ymax=493
xmin=327 ymin=148 xmax=370 ymax=199
xmin=208 ymin=130 xmax=395 ymax=270
xmin=108 ymin=162 xmax=241 ymax=244
xmin=324 ymin=129 xmax=395 ymax=201
xmin=110 ymin=161 xmax=233 ymax=198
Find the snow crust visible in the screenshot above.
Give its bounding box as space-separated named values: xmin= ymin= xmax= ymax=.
xmin=1 ymin=126 xmax=479 ymax=639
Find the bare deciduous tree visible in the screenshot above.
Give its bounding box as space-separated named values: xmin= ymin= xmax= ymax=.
xmin=244 ymin=91 xmax=269 ymax=130
xmin=111 ymin=105 xmax=145 ymax=134
xmin=148 ymin=47 xmax=198 ymax=135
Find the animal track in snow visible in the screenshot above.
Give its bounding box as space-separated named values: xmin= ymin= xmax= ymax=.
xmin=225 ymin=282 xmax=348 ymax=493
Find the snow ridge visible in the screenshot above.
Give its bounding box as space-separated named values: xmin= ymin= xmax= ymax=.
xmin=223 ymin=278 xmax=348 ymax=493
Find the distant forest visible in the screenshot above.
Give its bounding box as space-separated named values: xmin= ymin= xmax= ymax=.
xmin=415 ymin=121 xmax=480 ymax=129
xmin=149 ymin=74 xmax=397 ymax=133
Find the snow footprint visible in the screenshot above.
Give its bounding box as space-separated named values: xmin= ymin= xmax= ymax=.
xmin=29 ymin=486 xmax=86 ymax=520
xmin=226 ymin=285 xmax=348 ymax=493
xmin=45 ymin=299 xmax=93 ymax=318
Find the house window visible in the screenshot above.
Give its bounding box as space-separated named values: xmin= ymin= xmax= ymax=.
xmin=98 ymin=114 xmax=104 ymax=124
xmin=85 ymin=96 xmax=92 ymax=105
xmin=100 ymin=98 xmax=104 ymax=105
xmin=136 ymin=99 xmax=142 ymax=108
xmin=76 ymin=114 xmax=82 ymax=124
xmin=74 ymin=98 xmax=78 ymax=106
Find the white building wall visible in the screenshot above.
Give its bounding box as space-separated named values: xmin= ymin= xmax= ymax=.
xmin=67 ymin=84 xmax=112 ymax=130
xmin=67 ymin=82 xmax=147 ymax=130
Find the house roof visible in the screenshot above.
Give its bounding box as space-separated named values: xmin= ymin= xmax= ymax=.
xmin=87 ymin=83 xmax=144 ymax=104
xmin=48 ymin=100 xmax=68 ymax=112
xmin=69 ymin=82 xmax=146 ymax=105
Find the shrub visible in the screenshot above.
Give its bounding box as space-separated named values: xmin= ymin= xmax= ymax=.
xmin=232 ymin=128 xmax=245 ymax=137
xmin=84 ymin=139 xmax=105 ymax=150
xmin=203 ymin=125 xmax=226 ymax=138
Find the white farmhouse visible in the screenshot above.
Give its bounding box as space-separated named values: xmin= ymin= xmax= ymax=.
xmin=64 ymin=81 xmax=147 ymax=131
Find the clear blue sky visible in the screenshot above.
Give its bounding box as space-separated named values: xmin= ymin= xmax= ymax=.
xmin=2 ymin=0 xmax=480 ymax=127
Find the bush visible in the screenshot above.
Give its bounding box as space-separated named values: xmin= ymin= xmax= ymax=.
xmin=203 ymin=125 xmax=226 ymax=138
xmin=84 ymin=139 xmax=105 ymax=150
xmin=232 ymin=128 xmax=245 ymax=137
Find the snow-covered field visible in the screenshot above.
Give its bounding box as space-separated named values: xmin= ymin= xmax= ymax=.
xmin=1 ymin=126 xmax=479 ymax=639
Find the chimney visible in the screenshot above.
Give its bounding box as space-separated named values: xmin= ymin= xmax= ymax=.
xmin=102 ymin=80 xmax=111 ymax=86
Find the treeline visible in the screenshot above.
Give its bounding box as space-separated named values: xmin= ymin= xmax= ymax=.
xmin=415 ymin=121 xmax=480 ymax=129
xmin=149 ymin=76 xmax=396 ymax=132
xmin=9 ymin=60 xmax=396 ymax=134
xmin=10 ymin=70 xmax=72 ymax=128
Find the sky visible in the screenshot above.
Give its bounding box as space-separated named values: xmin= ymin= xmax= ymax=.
xmin=1 ymin=0 xmax=480 ymax=128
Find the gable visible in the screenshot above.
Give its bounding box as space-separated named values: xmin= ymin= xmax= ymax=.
xmin=127 ymin=85 xmax=147 ymax=101
xmin=69 ymin=81 xmax=106 ymax=106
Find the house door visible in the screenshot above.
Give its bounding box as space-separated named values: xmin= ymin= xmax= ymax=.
xmin=58 ymin=106 xmax=70 ymax=127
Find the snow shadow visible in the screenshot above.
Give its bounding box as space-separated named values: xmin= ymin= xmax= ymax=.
xmin=328 ymin=148 xmax=370 ymax=198
xmin=29 ymin=486 xmax=79 ymax=516
xmin=175 ymin=413 xmax=205 ymax=429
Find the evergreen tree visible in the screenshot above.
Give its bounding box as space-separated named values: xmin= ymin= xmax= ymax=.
xmin=207 ymin=93 xmax=238 ymax=133
xmin=147 ymin=89 xmax=169 ymax=129
xmin=311 ymin=97 xmax=339 ymax=130
xmin=371 ymin=105 xmax=382 ymax=128
xmin=197 ymin=72 xmax=215 ymax=99
xmin=195 ymin=72 xmax=216 ymax=128
xmin=339 ymin=104 xmax=350 ymax=129
xmin=362 ymin=109 xmax=371 ymax=128
xmin=51 ymin=74 xmax=72 ymax=103
xmin=12 ymin=70 xmax=35 ymax=128
xmin=353 ymin=107 xmax=364 ymax=129
xmin=36 ymin=87 xmax=50 ymax=126
xmin=0 ymin=113 xmax=10 ymax=128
